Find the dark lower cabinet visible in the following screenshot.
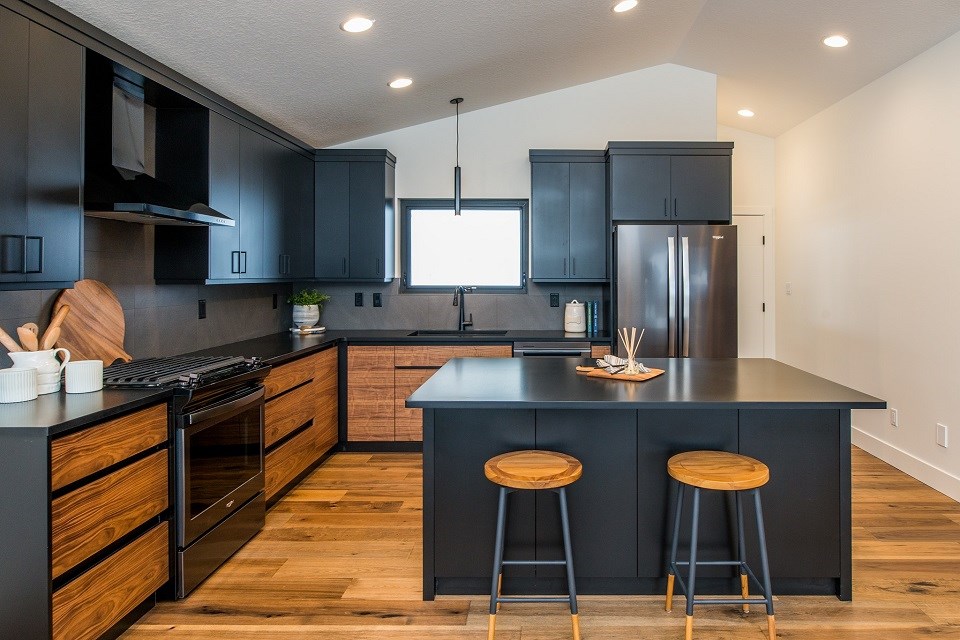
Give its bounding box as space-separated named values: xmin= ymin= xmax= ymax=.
xmin=0 ymin=8 xmax=83 ymax=290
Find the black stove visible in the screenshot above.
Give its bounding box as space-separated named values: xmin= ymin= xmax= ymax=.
xmin=103 ymin=356 xmax=268 ymax=390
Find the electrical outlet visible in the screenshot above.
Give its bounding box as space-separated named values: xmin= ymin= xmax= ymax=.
xmin=937 ymin=423 xmax=949 ymax=448
xmin=198 ymin=299 xmax=206 ymax=320
xmin=272 ymin=293 xmax=278 ymax=310
xmin=890 ymin=408 xmax=899 ymax=427
xmin=373 ymin=293 xmax=382 ymax=307
xmin=354 ymin=292 xmax=363 ymax=307
xmin=550 ymin=293 xmax=560 ymax=307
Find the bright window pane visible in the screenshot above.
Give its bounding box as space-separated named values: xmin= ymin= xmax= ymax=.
xmin=408 ymin=208 xmax=523 ymax=287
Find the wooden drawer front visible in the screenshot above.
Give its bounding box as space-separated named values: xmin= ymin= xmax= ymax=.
xmin=265 ymin=419 xmax=335 ymax=500
xmin=314 ymin=346 xmax=339 ymax=448
xmin=52 ymin=522 xmax=168 ymax=640
xmin=51 ymin=450 xmax=168 ymax=579
xmin=395 ymin=368 xmax=438 ymax=441
xmin=265 ymin=349 xmax=329 ymax=399
xmin=265 ymin=380 xmax=318 ymax=448
xmin=591 ymin=345 xmax=611 ymax=358
xmin=50 ymin=404 xmax=167 ymax=491
xmin=348 ymin=346 xmax=395 ymax=441
xmin=395 ymin=344 xmax=511 ymax=367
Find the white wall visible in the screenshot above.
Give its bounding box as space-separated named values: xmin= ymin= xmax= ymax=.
xmin=776 ymin=30 xmax=960 ymax=499
xmin=334 ymin=64 xmax=717 ymax=200
xmin=719 ymin=124 xmax=777 ymax=357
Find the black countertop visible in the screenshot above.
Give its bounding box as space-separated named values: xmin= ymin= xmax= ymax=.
xmin=406 ymin=357 xmax=886 ymax=410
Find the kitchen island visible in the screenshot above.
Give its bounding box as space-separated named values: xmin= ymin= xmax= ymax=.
xmin=407 ymin=357 xmax=885 ymax=601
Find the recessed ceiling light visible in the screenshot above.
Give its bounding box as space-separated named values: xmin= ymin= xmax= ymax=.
xmin=341 ymin=17 xmax=374 ymax=33
xmin=737 ymin=109 xmax=755 ymax=118
xmin=822 ymin=34 xmax=848 ymax=48
xmin=389 ymin=78 xmax=413 ymax=89
xmin=613 ymin=0 xmax=638 ymax=13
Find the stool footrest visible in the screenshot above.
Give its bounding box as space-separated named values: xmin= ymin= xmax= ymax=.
xmin=691 ymin=597 xmax=772 ymax=606
xmin=501 ymin=560 xmax=567 ymax=566
xmin=496 ymin=596 xmax=573 ymax=604
xmin=675 ymin=560 xmax=746 ymax=566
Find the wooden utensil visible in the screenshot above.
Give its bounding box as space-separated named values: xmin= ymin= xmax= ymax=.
xmin=40 ymin=305 xmax=70 ymax=350
xmin=53 ymin=280 xmax=132 ymax=366
xmin=0 ymin=326 xmax=23 ymax=353
xmin=23 ymin=322 xmax=39 ymax=335
xmin=17 ymin=326 xmax=39 ymax=351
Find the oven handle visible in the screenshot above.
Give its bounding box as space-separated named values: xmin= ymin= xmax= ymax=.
xmin=185 ymin=386 xmax=265 ymax=427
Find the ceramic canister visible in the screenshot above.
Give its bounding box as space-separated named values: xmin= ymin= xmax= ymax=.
xmin=564 ymin=300 xmax=586 ymax=332
xmin=0 ymin=367 xmax=38 ymax=403
xmin=8 ymin=348 xmax=70 ymax=395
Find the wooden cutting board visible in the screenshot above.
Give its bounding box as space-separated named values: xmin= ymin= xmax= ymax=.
xmin=576 ymin=365 xmax=665 ymax=382
xmin=53 ymin=279 xmax=132 ymax=366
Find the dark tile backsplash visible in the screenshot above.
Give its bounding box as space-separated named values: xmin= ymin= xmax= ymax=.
xmin=1 ymin=218 xmax=606 ymax=366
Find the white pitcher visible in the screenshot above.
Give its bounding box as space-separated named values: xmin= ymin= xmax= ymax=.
xmin=9 ymin=348 xmax=70 ymax=395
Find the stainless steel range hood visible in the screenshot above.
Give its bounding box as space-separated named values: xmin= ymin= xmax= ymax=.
xmin=84 ymin=64 xmax=234 ymax=227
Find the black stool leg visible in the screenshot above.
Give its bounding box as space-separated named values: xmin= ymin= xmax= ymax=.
xmin=685 ymin=487 xmax=701 ymax=640
xmin=488 ymin=486 xmax=508 ymax=640
xmin=666 ymin=482 xmax=685 ymax=612
xmin=736 ymin=491 xmax=750 ymax=613
xmin=558 ymin=487 xmax=581 ymax=640
xmin=753 ymin=488 xmax=776 ymax=640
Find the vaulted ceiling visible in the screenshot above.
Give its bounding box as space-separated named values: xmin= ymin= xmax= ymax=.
xmin=48 ymin=0 xmax=960 ymax=147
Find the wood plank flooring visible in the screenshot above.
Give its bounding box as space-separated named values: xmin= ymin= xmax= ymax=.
xmin=120 ymin=448 xmax=960 ymax=639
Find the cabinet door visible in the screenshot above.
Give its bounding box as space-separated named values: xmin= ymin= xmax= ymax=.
xmin=0 ymin=8 xmax=29 ymax=284
xmin=26 ymin=22 xmax=83 ymax=284
xmin=207 ymin=112 xmax=241 ymax=279
xmin=261 ymin=137 xmax=285 ymax=279
xmin=609 ymin=155 xmax=670 ymax=221
xmin=568 ymin=162 xmax=606 ymax=279
xmin=238 ymin=127 xmax=265 ymax=279
xmin=284 ymin=149 xmax=314 ymax=278
xmin=348 ymin=161 xmax=386 ymax=280
xmin=314 ymin=161 xmax=350 ymax=279
xmin=530 ymin=162 xmax=570 ymax=279
xmin=536 ymin=410 xmax=637 ymax=578
xmin=670 ymin=155 xmax=731 ymax=222
xmin=347 ymin=346 xmax=394 ymax=441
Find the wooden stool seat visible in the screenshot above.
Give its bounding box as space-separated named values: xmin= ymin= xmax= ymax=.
xmin=667 ymin=450 xmax=769 ymax=491
xmin=484 ymin=450 xmax=583 ymax=490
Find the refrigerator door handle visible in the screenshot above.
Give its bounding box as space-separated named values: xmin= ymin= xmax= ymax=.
xmin=667 ymin=236 xmax=677 ymax=357
xmin=681 ymin=236 xmax=691 ymax=357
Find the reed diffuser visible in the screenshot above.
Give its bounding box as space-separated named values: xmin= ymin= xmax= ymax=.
xmin=618 ymin=327 xmax=645 ymax=375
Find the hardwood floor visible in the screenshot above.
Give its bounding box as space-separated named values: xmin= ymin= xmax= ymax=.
xmin=121 ymin=448 xmax=960 ymax=639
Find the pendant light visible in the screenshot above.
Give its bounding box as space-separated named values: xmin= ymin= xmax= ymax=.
xmin=451 ymin=97 xmax=463 ymax=215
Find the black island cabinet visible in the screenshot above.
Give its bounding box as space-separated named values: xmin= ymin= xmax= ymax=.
xmin=408 ymin=357 xmax=885 ymax=601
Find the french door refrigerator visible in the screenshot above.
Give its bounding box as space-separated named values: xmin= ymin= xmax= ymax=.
xmin=613 ymin=224 xmax=737 ymax=358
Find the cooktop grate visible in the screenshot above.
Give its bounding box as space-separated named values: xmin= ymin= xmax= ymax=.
xmin=103 ymin=356 xmax=246 ymax=386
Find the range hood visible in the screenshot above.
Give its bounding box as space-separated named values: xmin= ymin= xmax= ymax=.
xmin=84 ymin=61 xmax=234 ymax=227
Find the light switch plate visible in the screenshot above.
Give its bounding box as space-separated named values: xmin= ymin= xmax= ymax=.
xmin=373 ymin=293 xmax=382 ymax=307
xmin=355 ymin=292 xmax=363 ymax=307
xmin=937 ymin=423 xmax=948 ymax=448
xmin=890 ymin=408 xmax=899 ymax=427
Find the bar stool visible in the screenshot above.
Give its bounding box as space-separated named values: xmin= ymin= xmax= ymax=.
xmin=484 ymin=450 xmax=583 ymax=640
xmin=665 ymin=450 xmax=776 ymax=640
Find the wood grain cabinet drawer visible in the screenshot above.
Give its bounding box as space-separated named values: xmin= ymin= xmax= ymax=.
xmin=51 ymin=450 xmax=168 ymax=579
xmin=52 ymin=522 xmax=169 ymax=640
xmin=50 ymin=404 xmax=167 ymax=491
xmin=265 ymin=419 xmax=336 ymax=500
xmin=265 ymin=381 xmax=319 ymax=448
xmin=265 ymin=351 xmax=327 ymax=399
xmin=395 ymin=345 xmax=511 ymax=367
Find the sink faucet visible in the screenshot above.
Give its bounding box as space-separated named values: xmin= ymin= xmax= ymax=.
xmin=453 ymin=286 xmax=475 ymax=331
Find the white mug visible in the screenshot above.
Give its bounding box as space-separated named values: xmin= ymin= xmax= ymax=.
xmin=0 ymin=367 xmax=39 ymax=403
xmin=65 ymin=360 xmax=104 ymax=394
xmin=8 ymin=348 xmax=70 ymax=395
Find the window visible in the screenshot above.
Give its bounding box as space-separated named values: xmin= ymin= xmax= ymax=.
xmin=400 ymin=199 xmax=527 ymax=292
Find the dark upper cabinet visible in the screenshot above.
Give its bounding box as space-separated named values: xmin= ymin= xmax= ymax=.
xmin=607 ymin=142 xmax=733 ymax=223
xmin=284 ymin=148 xmax=315 ymax=279
xmin=529 ymin=150 xmax=606 ymax=281
xmin=314 ymin=150 xmax=395 ymax=282
xmin=206 ymin=112 xmax=241 ymax=280
xmin=1 ymin=9 xmax=83 ymax=290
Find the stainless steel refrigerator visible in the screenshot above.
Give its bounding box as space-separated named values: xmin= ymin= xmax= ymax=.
xmin=613 ymin=224 xmax=737 ymax=358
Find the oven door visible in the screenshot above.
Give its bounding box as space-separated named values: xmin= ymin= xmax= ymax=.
xmin=176 ymin=385 xmax=265 ymax=548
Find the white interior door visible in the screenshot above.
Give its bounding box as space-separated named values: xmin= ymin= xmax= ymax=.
xmin=734 ymin=214 xmax=765 ymax=357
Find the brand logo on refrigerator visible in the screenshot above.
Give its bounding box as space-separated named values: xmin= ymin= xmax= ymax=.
xmin=712 ymin=235 xmax=725 ymax=240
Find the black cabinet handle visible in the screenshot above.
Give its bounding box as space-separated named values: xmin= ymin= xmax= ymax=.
xmin=673 ymin=197 xmax=678 ymax=218
xmin=376 ymin=257 xmax=381 ymax=276
xmin=342 ymin=257 xmax=347 ymax=275
xmin=572 ymin=257 xmax=577 ymax=276
xmin=663 ymin=198 xmax=668 ymax=218
xmin=231 ymin=251 xmax=240 ymax=274
xmin=21 ymin=236 xmax=43 ymax=274
xmin=286 ymin=255 xmax=291 ymax=275
xmin=563 ymin=257 xmax=567 ymax=276
xmin=240 ymin=251 xmax=248 ymax=274
xmin=0 ymin=235 xmax=23 ymax=274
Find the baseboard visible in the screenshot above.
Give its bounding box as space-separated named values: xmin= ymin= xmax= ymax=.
xmin=852 ymin=426 xmax=960 ymax=502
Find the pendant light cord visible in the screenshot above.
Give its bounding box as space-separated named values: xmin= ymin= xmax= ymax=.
xmin=455 ymin=100 xmax=460 ymax=167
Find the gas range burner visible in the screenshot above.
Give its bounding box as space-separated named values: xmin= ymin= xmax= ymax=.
xmin=103 ymin=356 xmax=265 ymax=389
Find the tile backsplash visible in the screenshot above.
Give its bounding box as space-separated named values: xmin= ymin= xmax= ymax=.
xmin=1 ymin=218 xmax=607 ymax=367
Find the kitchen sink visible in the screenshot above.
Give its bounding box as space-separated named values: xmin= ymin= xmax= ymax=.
xmin=407 ymin=330 xmax=508 ymax=336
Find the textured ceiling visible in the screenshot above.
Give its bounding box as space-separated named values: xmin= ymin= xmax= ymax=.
xmin=47 ymin=0 xmax=960 ymax=146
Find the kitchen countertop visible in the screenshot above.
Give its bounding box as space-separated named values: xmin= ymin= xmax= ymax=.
xmin=407 ymin=356 xmax=886 ymax=410
xmin=0 ymin=329 xmax=610 ymax=435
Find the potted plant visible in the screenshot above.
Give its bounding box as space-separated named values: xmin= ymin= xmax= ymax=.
xmin=288 ymin=289 xmax=331 ymax=328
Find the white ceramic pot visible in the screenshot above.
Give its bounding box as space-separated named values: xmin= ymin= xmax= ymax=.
xmin=8 ymin=348 xmax=70 ymax=394
xmin=292 ymin=304 xmax=320 ymax=327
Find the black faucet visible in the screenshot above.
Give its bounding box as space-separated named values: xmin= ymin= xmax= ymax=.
xmin=453 ymin=286 xmax=475 ymax=331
